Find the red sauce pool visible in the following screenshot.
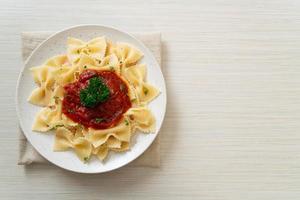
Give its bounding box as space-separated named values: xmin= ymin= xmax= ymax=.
xmin=62 ymin=69 xmax=132 ymax=129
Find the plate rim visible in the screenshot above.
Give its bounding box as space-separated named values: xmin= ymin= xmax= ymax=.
xmin=15 ymin=24 xmax=167 ymax=173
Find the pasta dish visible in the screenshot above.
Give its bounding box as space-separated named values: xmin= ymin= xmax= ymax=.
xmin=28 ymin=37 xmax=159 ymax=162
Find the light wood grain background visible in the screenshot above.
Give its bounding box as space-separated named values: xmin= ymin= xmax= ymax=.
xmin=1 ymin=0 xmax=300 ymax=199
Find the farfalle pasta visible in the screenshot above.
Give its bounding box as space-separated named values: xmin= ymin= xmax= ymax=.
xmin=28 ymin=37 xmax=159 ymax=162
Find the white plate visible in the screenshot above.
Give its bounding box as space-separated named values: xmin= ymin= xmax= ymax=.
xmin=16 ymin=25 xmax=167 ymax=173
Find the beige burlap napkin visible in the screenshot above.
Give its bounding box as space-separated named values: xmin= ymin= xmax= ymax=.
xmin=18 ymin=31 xmax=162 ymax=167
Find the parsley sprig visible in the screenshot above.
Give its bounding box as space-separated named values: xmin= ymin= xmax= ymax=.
xmin=79 ymin=77 xmax=110 ymax=108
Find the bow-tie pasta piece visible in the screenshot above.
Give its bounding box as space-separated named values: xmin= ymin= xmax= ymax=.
xmin=32 ymin=101 xmax=63 ymax=132
xmin=92 ymin=145 xmax=109 ymax=161
xmin=114 ymin=42 xmax=143 ymax=67
xmin=72 ymin=137 xmax=92 ymax=161
xmin=126 ymin=107 xmax=155 ymax=132
xmin=45 ymin=55 xmax=70 ymax=68
xmin=48 ymin=85 xmax=64 ymax=105
xmin=123 ymin=64 xmax=159 ymax=104
xmin=31 ymin=55 xmax=70 ymax=83
xmin=28 ymin=67 xmax=55 ymax=106
xmin=30 ymin=66 xmax=49 ymax=86
xmin=86 ymin=54 xmax=121 ymax=74
xmin=74 ymin=54 xmax=122 ymax=75
xmin=32 ymin=107 xmax=53 ymax=132
xmin=123 ymin=64 xmax=146 ymax=86
xmin=56 ymin=54 xmax=97 ymax=85
xmin=32 ymin=55 xmax=69 ymax=81
xmin=135 ymin=83 xmax=160 ymax=105
xmin=28 ymin=55 xmax=70 ymax=106
xmin=54 ymin=127 xmax=92 ymax=161
xmin=52 ymin=66 xmax=72 ymax=85
xmin=53 ymin=127 xmax=74 ymax=151
xmin=44 ymin=102 xmax=63 ymax=127
xmin=67 ymin=37 xmax=107 ymax=64
xmin=28 ymin=86 xmax=53 ymax=107
xmin=87 ymin=118 xmax=132 ymax=148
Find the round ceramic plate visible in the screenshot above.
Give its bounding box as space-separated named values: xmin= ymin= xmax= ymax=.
xmin=16 ymin=25 xmax=167 ymax=173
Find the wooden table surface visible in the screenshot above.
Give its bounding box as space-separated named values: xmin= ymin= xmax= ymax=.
xmin=1 ymin=0 xmax=300 ymax=199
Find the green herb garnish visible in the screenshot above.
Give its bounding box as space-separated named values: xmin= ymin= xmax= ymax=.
xmin=94 ymin=118 xmax=104 ymax=123
xmin=125 ymin=119 xmax=129 ymax=126
xmin=83 ymin=157 xmax=89 ymax=162
xmin=109 ymin=66 xmax=115 ymax=72
xmin=84 ymin=65 xmax=87 ymax=69
xmin=50 ymin=124 xmax=64 ymax=131
xmin=79 ymin=76 xmax=110 ymax=108
xmin=143 ymin=87 xmax=149 ymax=95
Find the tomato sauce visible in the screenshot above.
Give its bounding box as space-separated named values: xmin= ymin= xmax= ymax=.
xmin=62 ymin=69 xmax=132 ymax=129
